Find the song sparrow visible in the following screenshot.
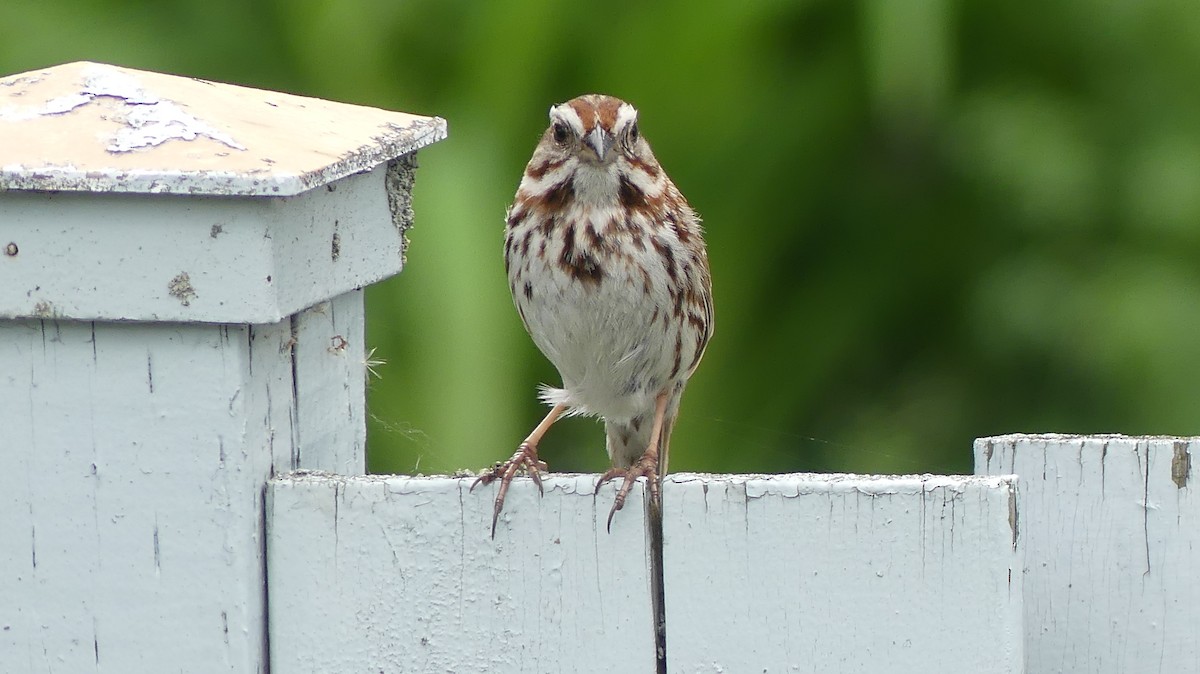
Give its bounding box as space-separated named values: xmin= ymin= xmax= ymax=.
xmin=474 ymin=94 xmax=713 ymax=536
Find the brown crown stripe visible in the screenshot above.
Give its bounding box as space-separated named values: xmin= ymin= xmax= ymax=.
xmin=567 ymin=95 xmax=624 ymax=133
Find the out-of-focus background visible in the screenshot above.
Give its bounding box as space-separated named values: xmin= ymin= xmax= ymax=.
xmin=6 ymin=1 xmax=1199 ymax=477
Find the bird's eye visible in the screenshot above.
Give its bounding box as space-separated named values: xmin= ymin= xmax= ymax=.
xmin=629 ymin=122 xmax=639 ymax=143
xmin=551 ymin=122 xmax=570 ymax=145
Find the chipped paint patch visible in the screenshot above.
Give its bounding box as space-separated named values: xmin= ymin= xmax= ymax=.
xmin=1008 ymin=482 xmax=1019 ymax=548
xmin=168 ymin=272 xmax=197 ymax=307
xmin=29 ymin=64 xmax=249 ymax=153
xmin=385 ymin=154 xmax=417 ymax=265
xmin=1172 ymin=442 xmax=1191 ymax=489
xmin=110 ymin=100 xmax=246 ymax=153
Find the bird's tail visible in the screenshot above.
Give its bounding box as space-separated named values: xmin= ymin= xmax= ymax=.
xmin=604 ymin=413 xmax=673 ymax=474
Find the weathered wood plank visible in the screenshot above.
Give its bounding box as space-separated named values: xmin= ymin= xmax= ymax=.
xmin=267 ymin=473 xmax=656 ymax=674
xmin=976 ymin=434 xmax=1200 ymax=674
xmin=661 ymin=473 xmax=1023 ymax=673
xmin=0 ymin=319 xmax=288 ymax=672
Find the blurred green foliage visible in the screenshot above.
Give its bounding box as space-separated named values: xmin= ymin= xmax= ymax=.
xmin=5 ymin=0 xmax=1200 ymax=477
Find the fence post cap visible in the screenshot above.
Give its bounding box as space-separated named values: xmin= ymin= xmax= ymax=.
xmin=0 ymin=61 xmax=447 ymax=323
xmin=0 ymin=61 xmax=446 ymax=196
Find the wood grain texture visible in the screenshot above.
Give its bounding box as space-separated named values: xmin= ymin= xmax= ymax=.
xmin=976 ymin=434 xmax=1200 ymax=674
xmin=661 ymin=473 xmax=1023 ymax=673
xmin=266 ymin=473 xmax=657 ymax=674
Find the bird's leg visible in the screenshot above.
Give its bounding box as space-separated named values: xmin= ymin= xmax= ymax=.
xmin=472 ymin=404 xmax=567 ymax=537
xmin=596 ymin=391 xmax=670 ymax=531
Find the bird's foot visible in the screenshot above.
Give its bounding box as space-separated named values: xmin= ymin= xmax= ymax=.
xmin=596 ymin=452 xmax=660 ymax=532
xmin=471 ymin=442 xmax=547 ymax=537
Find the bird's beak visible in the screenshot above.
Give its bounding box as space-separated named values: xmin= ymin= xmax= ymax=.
xmin=584 ymin=127 xmax=614 ymax=162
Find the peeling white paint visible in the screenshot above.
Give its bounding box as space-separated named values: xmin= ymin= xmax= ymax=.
xmin=109 ymin=99 xmax=247 ymax=153
xmin=79 ymin=63 xmax=158 ymax=104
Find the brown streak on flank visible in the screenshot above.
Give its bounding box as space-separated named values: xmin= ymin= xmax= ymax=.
xmin=669 ymin=333 xmax=683 ymax=379
xmin=666 ymin=211 xmax=691 ymax=243
xmin=649 ymin=307 xmax=660 ymax=325
xmin=507 ymin=206 xmax=528 ymax=229
xmin=687 ymin=312 xmax=706 ymax=332
xmin=520 ymin=229 xmax=533 ymax=257
xmin=652 ymin=236 xmax=678 ymax=283
xmin=641 ymin=267 xmax=654 ymax=294
xmin=537 ymin=237 xmax=549 ymax=258
xmin=688 ymin=332 xmax=707 ymax=372
xmin=523 ymin=281 xmax=534 ymax=301
xmin=561 ymin=222 xmax=576 ymax=262
xmin=627 ymin=217 xmax=647 ymax=251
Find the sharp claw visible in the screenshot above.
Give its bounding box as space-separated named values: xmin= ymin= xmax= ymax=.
xmin=599 ymin=454 xmax=659 ymax=532
xmin=529 ymin=462 xmax=545 ymax=496
xmin=476 ymin=442 xmax=545 ymax=537
xmin=491 ymin=500 xmax=502 ymax=539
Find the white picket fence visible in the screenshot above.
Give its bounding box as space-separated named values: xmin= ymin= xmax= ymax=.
xmin=3 ymin=61 xmax=1199 ymax=674
xmin=269 ymin=472 xmax=1022 ymax=672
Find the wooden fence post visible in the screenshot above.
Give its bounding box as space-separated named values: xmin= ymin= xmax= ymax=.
xmin=0 ymin=61 xmax=445 ymax=673
xmin=976 ymin=434 xmax=1200 ymax=673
